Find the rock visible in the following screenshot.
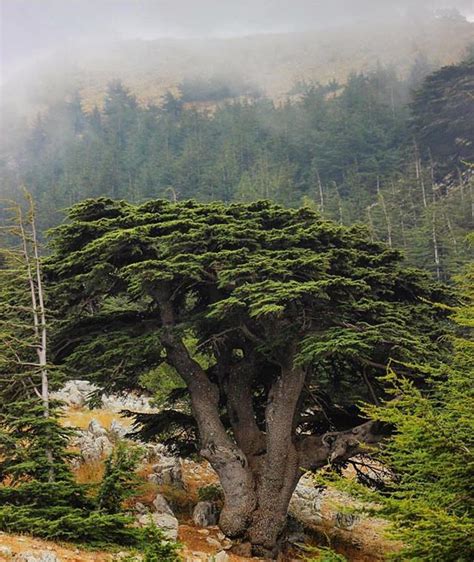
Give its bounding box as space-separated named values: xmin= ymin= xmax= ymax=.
xmin=150 ymin=457 xmax=183 ymax=488
xmin=88 ymin=419 xmax=108 ymax=437
xmin=71 ymin=418 xmax=115 ymax=462
xmin=152 ymin=493 xmax=174 ymax=516
xmin=214 ymin=552 xmax=230 ymax=562
xmin=135 ymin=501 xmax=148 ymax=514
xmin=75 ymin=431 xmax=113 ymax=462
xmin=53 ymin=379 xmax=153 ymax=412
xmin=289 ymin=479 xmax=324 ymax=526
xmin=110 ymin=419 xmax=128 ymax=439
xmin=0 ymin=546 xmax=12 ymax=558
xmin=205 ymin=537 xmax=222 ymax=548
xmin=14 ymin=552 xmax=59 ymax=562
xmin=192 ymin=501 xmax=219 ymax=527
xmin=137 ymin=512 xmax=179 ymax=540
xmin=335 ymin=511 xmax=359 ymax=530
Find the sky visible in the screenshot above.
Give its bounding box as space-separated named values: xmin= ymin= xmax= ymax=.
xmin=1 ymin=0 xmax=473 ymax=74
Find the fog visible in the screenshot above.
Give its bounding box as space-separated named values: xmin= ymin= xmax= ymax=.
xmin=2 ymin=0 xmax=473 ymax=74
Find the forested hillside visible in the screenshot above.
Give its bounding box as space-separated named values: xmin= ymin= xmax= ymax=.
xmin=1 ymin=56 xmax=473 ymax=280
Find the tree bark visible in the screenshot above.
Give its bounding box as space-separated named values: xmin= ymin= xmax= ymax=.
xmin=247 ymin=358 xmax=307 ymax=556
xmin=157 ymin=294 xmax=257 ymax=536
xmin=157 ymin=293 xmax=385 ymax=556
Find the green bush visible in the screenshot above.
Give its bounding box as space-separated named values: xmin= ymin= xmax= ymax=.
xmin=197 ymin=484 xmax=223 ymax=503
xmin=115 ymin=520 xmax=181 ymax=562
xmin=98 ymin=442 xmax=142 ymax=514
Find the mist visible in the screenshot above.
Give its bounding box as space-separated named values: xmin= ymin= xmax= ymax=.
xmin=2 ymin=0 xmax=473 ymax=74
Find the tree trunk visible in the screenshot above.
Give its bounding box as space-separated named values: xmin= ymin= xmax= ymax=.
xmin=156 ymin=293 xmax=384 ymax=557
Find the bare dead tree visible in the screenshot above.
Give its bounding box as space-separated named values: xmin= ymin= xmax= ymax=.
xmin=1 ymin=193 xmax=54 ymax=481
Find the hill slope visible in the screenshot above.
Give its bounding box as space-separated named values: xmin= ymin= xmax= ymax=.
xmin=3 ymin=15 xmax=473 ymax=114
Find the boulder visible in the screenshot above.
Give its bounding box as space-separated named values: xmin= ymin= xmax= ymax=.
xmin=0 ymin=546 xmax=12 ymax=559
xmin=193 ymin=501 xmax=219 ymax=527
xmin=214 ymin=552 xmax=230 ymax=562
xmin=152 ymin=493 xmax=174 ymax=516
xmin=335 ymin=511 xmax=359 ymax=530
xmin=88 ymin=419 xmax=108 ymax=437
xmin=110 ymin=419 xmax=128 ymax=439
xmin=137 ymin=513 xmax=179 ymax=540
xmin=135 ymin=501 xmax=148 ymax=514
xmin=289 ymin=479 xmax=324 ymax=526
xmin=149 ymin=457 xmax=183 ymax=488
xmin=75 ymin=431 xmax=113 ymax=462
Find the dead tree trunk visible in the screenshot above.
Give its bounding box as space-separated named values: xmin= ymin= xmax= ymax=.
xmin=14 ymin=196 xmax=54 ymax=480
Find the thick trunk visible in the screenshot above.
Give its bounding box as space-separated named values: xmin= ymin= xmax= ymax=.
xmin=157 ymin=295 xmax=257 ymax=536
xmin=247 ymin=449 xmax=301 ymax=557
xmin=156 ymin=294 xmax=384 ymax=556
xmin=247 ymin=359 xmax=307 ymax=556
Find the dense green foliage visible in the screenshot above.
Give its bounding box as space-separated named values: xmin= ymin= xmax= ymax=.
xmin=47 ymin=198 xmax=450 ymax=452
xmin=412 ymin=58 xmax=474 ymax=171
xmin=98 ymin=443 xmax=142 ymax=514
xmin=0 ymin=211 xmax=140 ymax=547
xmin=323 ymin=256 xmax=473 ymax=561
xmin=366 ymin=263 xmax=474 ymax=561
xmin=1 ymin=58 xmax=472 ymax=280
xmin=119 ymin=521 xmax=181 ymax=562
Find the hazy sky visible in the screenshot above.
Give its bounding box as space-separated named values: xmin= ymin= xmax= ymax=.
xmin=1 ymin=0 xmax=473 ymax=73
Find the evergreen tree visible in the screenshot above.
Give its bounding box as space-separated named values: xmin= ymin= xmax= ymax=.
xmin=48 ymin=198 xmax=451 ymax=557
xmin=0 ymin=196 xmax=139 ymax=546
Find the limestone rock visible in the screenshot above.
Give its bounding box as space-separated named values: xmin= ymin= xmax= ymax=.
xmin=109 ymin=419 xmax=128 ymax=439
xmin=335 ymin=511 xmax=360 ymax=530
xmin=137 ymin=512 xmax=179 ymax=540
xmin=192 ymin=501 xmax=219 ymax=527
xmin=152 ymin=493 xmax=174 ymax=516
xmin=88 ymin=419 xmax=108 ymax=437
xmin=149 ymin=456 xmax=183 ymax=488
xmin=289 ymin=479 xmax=324 ymax=526
xmin=214 ymin=552 xmax=230 ymax=562
xmin=0 ymin=546 xmax=13 ymax=559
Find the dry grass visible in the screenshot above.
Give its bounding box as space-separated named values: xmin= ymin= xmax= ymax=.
xmin=61 ymin=408 xmax=134 ymax=431
xmin=182 ymin=460 xmax=219 ymax=502
xmin=73 ymin=459 xmax=106 ymax=485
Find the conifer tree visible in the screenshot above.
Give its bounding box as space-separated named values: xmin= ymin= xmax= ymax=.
xmin=339 ymin=239 xmax=474 ymax=561
xmin=48 ymin=198 xmax=451 ymax=556
xmin=0 ymin=196 xmax=139 ymax=546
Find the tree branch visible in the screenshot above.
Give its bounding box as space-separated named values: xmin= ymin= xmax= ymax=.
xmin=298 ymin=420 xmax=387 ymax=471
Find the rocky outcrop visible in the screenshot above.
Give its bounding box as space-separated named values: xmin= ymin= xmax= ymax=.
xmin=152 ymin=493 xmax=174 ymax=516
xmin=147 ymin=456 xmax=184 ymax=488
xmin=52 ymin=379 xmax=152 ymax=412
xmin=135 ymin=492 xmax=179 ymax=541
xmin=71 ymin=419 xmax=113 ymax=463
xmin=289 ymin=475 xmax=395 ymax=560
xmin=136 ymin=513 xmax=179 ymax=540
xmin=192 ymin=501 xmax=219 ymax=527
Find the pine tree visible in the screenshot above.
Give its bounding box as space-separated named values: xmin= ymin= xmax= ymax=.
xmin=0 ymin=195 xmax=139 ymax=546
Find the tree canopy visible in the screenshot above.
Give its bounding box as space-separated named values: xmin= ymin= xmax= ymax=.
xmin=47 ymin=198 xmax=451 ymax=555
